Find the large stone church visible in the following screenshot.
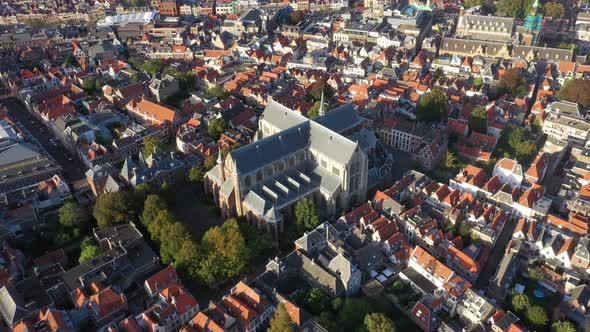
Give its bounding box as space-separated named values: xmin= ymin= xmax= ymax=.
xmin=204 ymin=100 xmax=371 ymax=236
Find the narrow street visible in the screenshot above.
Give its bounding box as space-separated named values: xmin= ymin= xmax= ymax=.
xmin=475 ymin=216 xmax=518 ymax=289
xmin=0 ymin=96 xmax=86 ymax=183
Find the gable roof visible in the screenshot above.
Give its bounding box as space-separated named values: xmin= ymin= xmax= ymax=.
xmin=145 ymin=265 xmax=179 ymax=296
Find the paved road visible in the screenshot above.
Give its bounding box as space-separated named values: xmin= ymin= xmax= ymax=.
xmin=0 ymin=96 xmax=86 ymax=183
xmin=475 ymin=215 xmax=518 ymax=289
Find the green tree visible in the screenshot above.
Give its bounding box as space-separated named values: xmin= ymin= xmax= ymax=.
xmin=558 ymin=79 xmax=590 ymax=108
xmin=159 ymin=221 xmax=191 ymax=264
xmin=318 ymin=310 xmax=338 ymax=331
xmin=309 ymin=78 xmax=335 ymax=101
xmin=197 ymin=218 xmax=249 ymax=286
xmin=93 ymin=192 xmax=133 ymax=228
xmin=303 ymin=288 xmax=328 ymax=315
xmin=131 ymin=73 xmax=141 ymax=83
xmin=79 ymin=237 xmax=100 ymax=264
xmin=141 ymin=59 xmax=165 ymax=76
xmin=498 ymin=68 xmax=529 ymax=97
xmin=469 ymin=106 xmax=488 ymax=133
xmin=511 ymin=293 xmax=530 ymax=313
xmin=204 ymin=156 xmax=217 ymax=171
xmin=474 ymin=77 xmax=484 ymax=87
xmin=552 ymin=320 xmax=576 ymax=332
xmin=59 ymin=201 xmax=88 ymax=229
xmin=127 ymin=57 xmax=145 ymax=70
xmin=239 ymin=222 xmax=273 ymax=259
xmin=207 ymin=86 xmax=230 ymax=99
xmin=543 ymin=2 xmax=565 ymax=18
xmin=131 ymin=0 xmax=144 ymax=6
xmin=528 ymin=266 xmax=544 ymax=282
xmin=164 ymin=66 xmax=195 ymax=90
xmin=464 ymin=0 xmax=483 ymax=7
xmin=94 ymin=79 xmax=103 ymax=92
xmin=64 ymin=55 xmax=76 ymax=67
xmin=268 ymin=304 xmax=295 ymax=332
xmin=143 ymin=136 xmax=164 ymax=158
xmin=188 ymin=165 xmax=206 ymax=186
xmin=364 ymin=313 xmax=396 ymax=332
xmin=496 ymin=125 xmax=538 ymax=164
xmin=208 ymin=118 xmax=226 ymax=140
xmin=459 ymin=222 xmax=471 ymax=237
xmin=416 ymin=88 xmax=448 ymax=122
xmin=294 ymin=197 xmax=321 ymax=234
xmin=338 ymin=298 xmax=392 ymax=332
xmin=307 ymin=101 xmax=321 ymax=119
xmin=147 ymin=209 xmax=175 ymax=242
xmin=496 ymin=0 xmax=535 ymax=18
xmin=82 ymin=77 xmax=98 ymax=94
xmin=526 ymin=305 xmax=548 ymax=327
xmin=142 ymin=194 xmax=167 ymax=227
xmin=442 ymin=151 xmax=460 ymax=171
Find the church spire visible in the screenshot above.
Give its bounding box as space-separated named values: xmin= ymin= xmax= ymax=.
xmin=319 ymin=88 xmax=326 ymax=117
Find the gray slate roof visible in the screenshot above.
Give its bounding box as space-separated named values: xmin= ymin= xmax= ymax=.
xmin=0 ymin=285 xmax=28 ymax=325
xmin=230 ymin=121 xmax=310 ymax=174
xmin=0 ymin=143 xmax=40 ymax=167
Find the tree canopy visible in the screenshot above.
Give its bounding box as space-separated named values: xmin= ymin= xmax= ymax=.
xmin=59 ymin=201 xmax=88 ymax=229
xmin=557 ymin=79 xmax=590 ymax=109
xmin=197 ymin=218 xmax=249 ymax=286
xmin=307 ymin=101 xmax=322 ymax=119
xmin=469 ymin=106 xmax=488 ymax=134
xmin=143 ymin=136 xmax=165 ymax=158
xmin=416 ymin=88 xmax=448 ymax=122
xmin=93 ymin=192 xmax=133 ymax=228
xmin=298 ymin=288 xmax=328 ymax=315
xmin=294 ymin=197 xmax=321 ymax=234
xmin=463 ymin=0 xmax=483 ymax=8
xmin=365 ymin=313 xmax=396 ymax=332
xmin=511 ymin=293 xmax=530 ymax=313
xmin=79 ymin=237 xmax=100 ymax=264
xmin=207 ymin=86 xmax=230 ymax=99
xmin=82 ymin=77 xmax=103 ymax=94
xmin=552 ymin=320 xmax=576 ymax=332
xmin=203 ymin=156 xmax=217 ymax=171
xmin=496 ymin=0 xmax=535 ymax=18
xmin=188 ymin=165 xmax=206 ymax=186
xmin=208 ymin=118 xmax=226 ymax=141
xmin=268 ymin=304 xmax=295 ymax=332
xmin=528 ymin=266 xmax=544 ymax=282
xmin=526 ymin=305 xmax=548 ymax=327
xmin=543 ymin=2 xmax=565 ymax=18
xmin=142 ymin=194 xmax=167 ymax=227
xmin=496 ymin=125 xmax=537 ymax=164
xmin=140 ymin=59 xmax=165 ymax=76
xmin=127 ymin=57 xmax=145 ymax=70
xmin=497 ymin=68 xmax=529 ymax=98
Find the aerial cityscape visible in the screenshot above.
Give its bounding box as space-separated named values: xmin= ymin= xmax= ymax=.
xmin=0 ymin=0 xmax=589 ymax=331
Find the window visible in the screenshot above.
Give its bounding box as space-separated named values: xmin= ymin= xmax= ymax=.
xmin=289 ymin=156 xmax=295 ymax=167
xmin=332 ymin=167 xmax=340 ymax=177
xmin=245 ymin=175 xmax=251 ymax=187
xmin=321 ymin=159 xmax=327 ymax=169
xmin=256 ymin=171 xmax=263 ymax=182
xmin=278 ymin=161 xmax=284 ymax=172
xmin=266 ymin=166 xmax=273 ymax=177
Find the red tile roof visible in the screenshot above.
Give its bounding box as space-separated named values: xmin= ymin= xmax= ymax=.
xmin=145 ymin=265 xmax=179 ymax=296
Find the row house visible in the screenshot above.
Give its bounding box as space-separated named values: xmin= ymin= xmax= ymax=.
xmin=126 ymin=98 xmax=184 ymax=128
xmin=400 ymin=246 xmax=471 ymax=312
